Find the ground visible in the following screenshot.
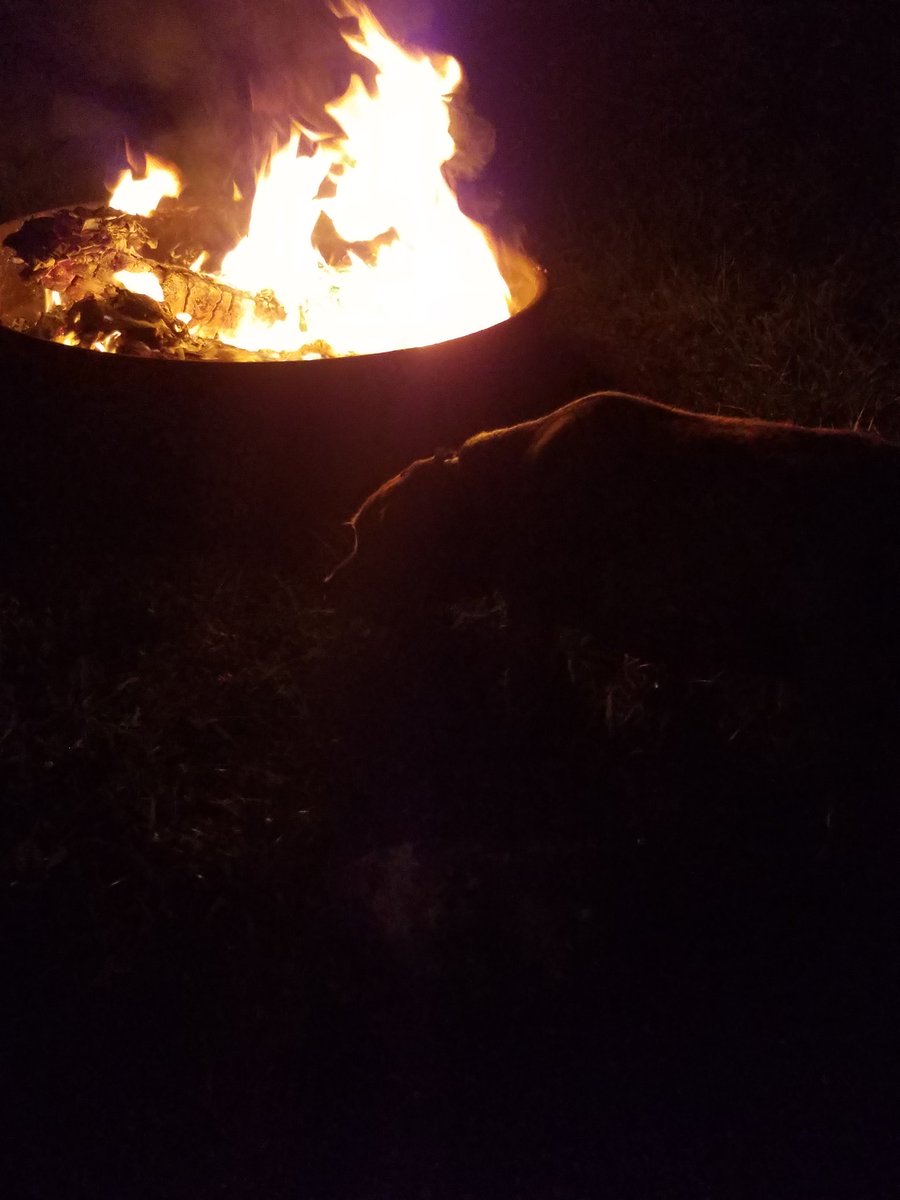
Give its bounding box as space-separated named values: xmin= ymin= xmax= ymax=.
xmin=1 ymin=2 xmax=899 ymax=1197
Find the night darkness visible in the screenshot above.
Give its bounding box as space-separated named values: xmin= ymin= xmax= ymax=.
xmin=0 ymin=2 xmax=899 ymax=1197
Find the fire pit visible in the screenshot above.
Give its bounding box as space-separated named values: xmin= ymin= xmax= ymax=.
xmin=0 ymin=4 xmax=557 ymax=558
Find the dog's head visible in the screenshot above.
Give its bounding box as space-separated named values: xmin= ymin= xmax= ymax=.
xmin=325 ymin=449 xmax=480 ymax=618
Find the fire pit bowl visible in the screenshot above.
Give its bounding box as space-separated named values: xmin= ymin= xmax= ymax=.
xmin=0 ymin=210 xmax=561 ymax=560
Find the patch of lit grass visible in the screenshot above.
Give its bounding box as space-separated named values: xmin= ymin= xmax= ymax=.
xmin=537 ymin=171 xmax=900 ymax=434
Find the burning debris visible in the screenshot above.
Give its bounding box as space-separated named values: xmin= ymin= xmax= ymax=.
xmin=0 ymin=4 xmax=528 ymax=363
xmin=3 ymin=202 xmax=302 ymax=360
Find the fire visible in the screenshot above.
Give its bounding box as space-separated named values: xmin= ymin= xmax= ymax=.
xmin=106 ymin=3 xmax=514 ymax=359
xmin=108 ymin=154 xmax=181 ymax=218
xmin=5 ymin=4 xmax=531 ymax=359
xmin=112 ymin=269 xmax=165 ymax=303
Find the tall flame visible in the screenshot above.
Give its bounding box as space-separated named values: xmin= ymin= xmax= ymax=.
xmin=216 ymin=3 xmax=511 ymax=356
xmin=105 ymin=3 xmax=514 ymax=358
xmin=109 ymin=154 xmax=181 ymax=217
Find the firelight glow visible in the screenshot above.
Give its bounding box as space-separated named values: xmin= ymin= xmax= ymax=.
xmin=107 ymin=2 xmax=513 ymax=358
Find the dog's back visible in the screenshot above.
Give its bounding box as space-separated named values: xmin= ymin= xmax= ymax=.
xmin=331 ymin=392 xmax=900 ymax=680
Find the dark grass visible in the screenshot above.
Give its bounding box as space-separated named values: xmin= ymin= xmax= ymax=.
xmin=2 ymin=2 xmax=900 ymax=1196
xmin=6 ymin=556 xmax=892 ymax=1197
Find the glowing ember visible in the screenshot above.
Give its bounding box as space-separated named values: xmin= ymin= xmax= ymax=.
xmin=113 ymin=269 xmax=165 ymax=303
xmin=115 ymin=3 xmax=511 ymax=358
xmin=108 ymin=154 xmax=181 ymax=218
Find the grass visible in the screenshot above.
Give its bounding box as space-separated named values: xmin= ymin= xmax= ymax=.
xmin=2 ymin=2 xmax=900 ymax=1195
xmin=1 ymin=554 xmax=890 ymax=1195
xmin=538 ymin=180 xmax=900 ymax=432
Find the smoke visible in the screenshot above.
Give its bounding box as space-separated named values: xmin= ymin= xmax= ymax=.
xmin=50 ymin=0 xmax=358 ymax=195
xmin=0 ymin=0 xmax=492 ymax=216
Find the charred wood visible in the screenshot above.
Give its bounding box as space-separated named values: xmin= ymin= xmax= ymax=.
xmin=1 ymin=203 xmax=332 ymax=360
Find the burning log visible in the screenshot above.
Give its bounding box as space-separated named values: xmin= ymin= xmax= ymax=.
xmin=155 ymin=268 xmax=288 ymax=335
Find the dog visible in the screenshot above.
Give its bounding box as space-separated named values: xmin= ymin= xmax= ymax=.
xmin=327 ymin=391 xmax=900 ymax=682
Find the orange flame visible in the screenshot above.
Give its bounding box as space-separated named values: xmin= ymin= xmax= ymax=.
xmin=105 ymin=3 xmax=515 ymax=358
xmin=108 ymin=154 xmax=181 ymax=217
xmin=217 ymin=3 xmax=511 ymax=356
